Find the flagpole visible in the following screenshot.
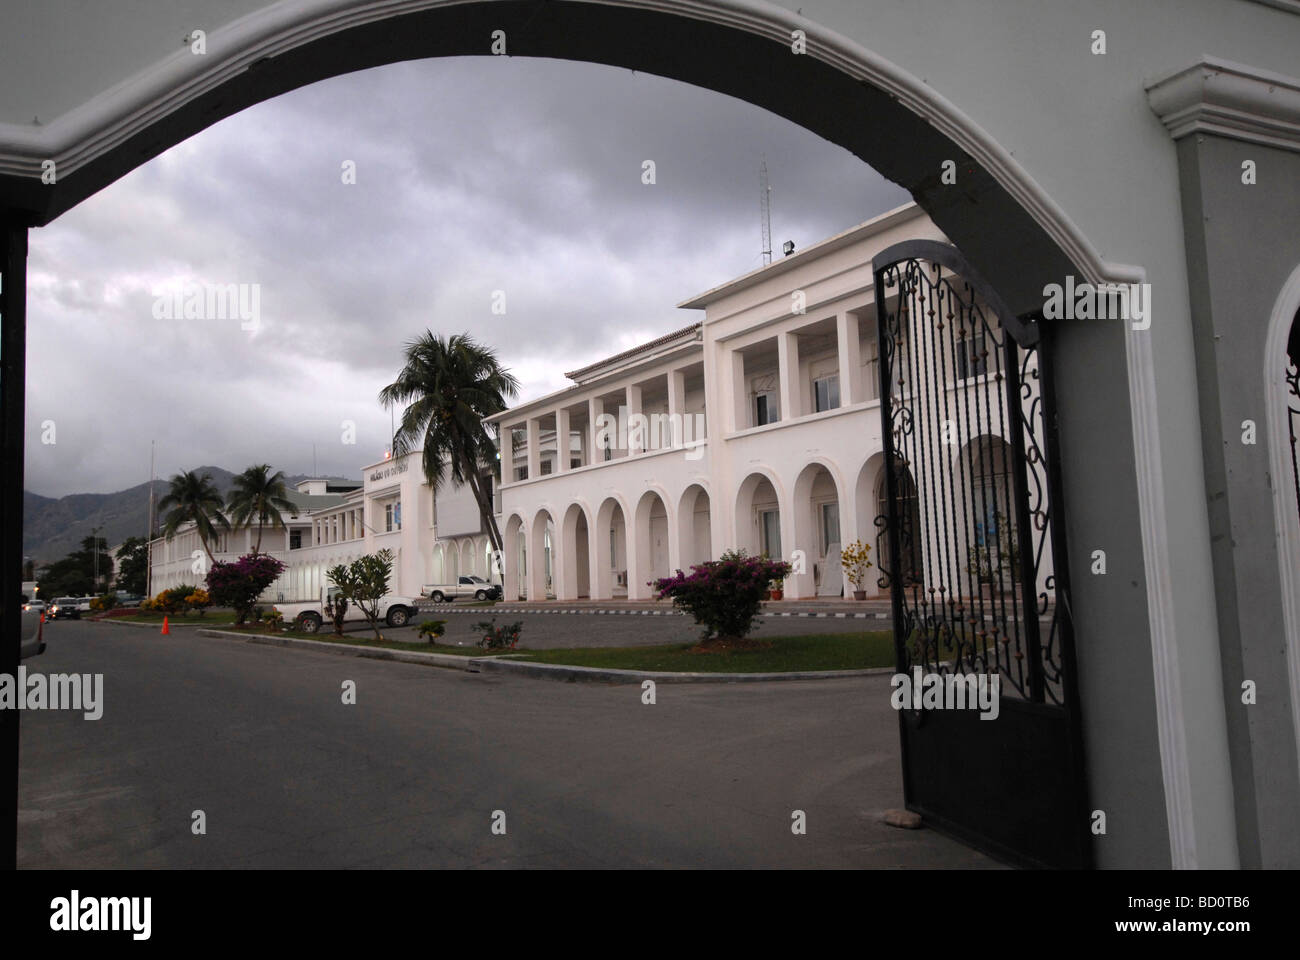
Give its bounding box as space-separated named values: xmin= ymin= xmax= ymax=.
xmin=145 ymin=440 xmax=155 ymax=598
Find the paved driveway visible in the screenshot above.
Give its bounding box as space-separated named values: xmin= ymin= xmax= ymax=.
xmin=18 ymin=620 xmax=995 ymax=868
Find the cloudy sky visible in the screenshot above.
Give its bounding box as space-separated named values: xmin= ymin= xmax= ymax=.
xmin=24 ymin=55 xmax=906 ymax=498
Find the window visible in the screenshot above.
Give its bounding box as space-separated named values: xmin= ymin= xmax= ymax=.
xmin=570 ymin=458 xmax=582 ymax=470
xmin=760 ymin=509 xmax=782 ymax=558
xmin=609 ymin=528 xmax=618 ymax=567
xmin=289 ymin=530 xmax=302 ymax=550
xmin=540 ymin=460 xmax=553 ymax=476
xmin=755 ymin=392 xmax=778 ymax=426
xmin=603 ymin=434 xmax=612 ymax=462
xmin=956 ymin=330 xmax=989 ymax=380
xmin=384 ymin=503 xmax=394 ymax=533
xmin=813 ymin=375 xmax=840 ymax=413
xmin=515 ymin=466 xmax=529 ymax=482
xmin=820 ymin=502 xmax=840 ymax=553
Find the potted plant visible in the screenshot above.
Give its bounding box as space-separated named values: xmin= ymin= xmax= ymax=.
xmin=769 ymin=577 xmax=785 ymax=601
xmin=840 ymin=540 xmax=874 ymax=600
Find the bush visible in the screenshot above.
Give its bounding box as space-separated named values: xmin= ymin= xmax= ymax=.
xmin=418 ymin=620 xmax=447 ymax=643
xmin=473 ymin=618 xmax=521 ymax=650
xmin=260 ymin=609 xmax=285 ymax=631
xmin=184 ymin=589 xmax=211 ymax=616
xmin=205 ymin=554 xmax=286 ymax=626
xmin=653 ymin=553 xmax=791 ymax=646
xmin=153 ymin=584 xmax=198 ymax=615
xmin=89 ymin=592 xmax=118 ymax=612
xmin=840 ymin=540 xmax=874 ymax=593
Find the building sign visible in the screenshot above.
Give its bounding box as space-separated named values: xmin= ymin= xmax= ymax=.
xmin=369 ymin=461 xmax=408 ymax=483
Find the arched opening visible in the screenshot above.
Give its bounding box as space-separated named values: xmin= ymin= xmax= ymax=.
xmin=676 ymin=483 xmax=712 ymax=570
xmin=559 ymin=502 xmax=592 ymax=600
xmin=875 ymin=461 xmax=922 ymax=589
xmin=792 ymin=461 xmax=847 ymax=600
xmin=502 ymin=513 xmax=525 ymax=601
xmin=594 ymin=497 xmax=629 ymax=600
xmin=528 ymin=509 xmax=556 ymax=601
xmin=632 ymin=489 xmax=671 ymax=600
xmin=735 ymin=471 xmax=783 ymax=560
xmin=958 ymin=434 xmax=1019 ymax=601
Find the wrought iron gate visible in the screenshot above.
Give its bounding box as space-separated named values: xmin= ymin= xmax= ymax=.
xmin=872 ymin=240 xmax=1089 ymax=869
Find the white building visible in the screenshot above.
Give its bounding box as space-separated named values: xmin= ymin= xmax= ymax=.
xmin=148 ymin=456 xmax=485 ymax=602
xmin=479 ymin=202 xmax=1049 ymax=605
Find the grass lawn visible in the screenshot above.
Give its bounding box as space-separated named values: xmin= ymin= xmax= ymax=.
xmin=281 ymin=631 xmax=488 ymax=656
xmin=509 ymin=631 xmax=897 ymax=673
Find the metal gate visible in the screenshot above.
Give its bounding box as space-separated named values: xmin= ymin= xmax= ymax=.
xmin=872 ymin=240 xmax=1089 ymax=869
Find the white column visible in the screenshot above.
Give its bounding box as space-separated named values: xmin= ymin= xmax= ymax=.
xmin=731 ymin=349 xmax=748 ymax=432
xmin=588 ymin=398 xmax=605 ymax=464
xmin=526 ymin=418 xmax=541 ymax=479
xmin=778 ymin=331 xmax=800 ymax=421
xmin=837 ymin=310 xmax=861 ymax=406
xmin=667 ymin=368 xmax=686 ymax=447
xmin=626 ymin=384 xmax=643 ymax=455
xmin=556 ymin=407 xmax=571 ymax=473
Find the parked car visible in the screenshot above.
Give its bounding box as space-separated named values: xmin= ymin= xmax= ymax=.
xmin=22 ymin=599 xmax=46 ymax=615
xmin=420 ymin=576 xmax=502 ymax=603
xmin=75 ymin=597 xmax=95 ymax=614
xmin=47 ymin=596 xmax=81 ymax=620
xmin=272 ymin=587 xmax=420 ymax=634
xmin=112 ymin=592 xmax=143 ymax=608
xmin=19 ymin=605 xmax=45 ymax=659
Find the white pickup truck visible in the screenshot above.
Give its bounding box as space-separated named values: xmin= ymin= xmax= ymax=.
xmin=18 ymin=606 xmax=45 ymax=659
xmin=420 ymin=576 xmax=502 ymax=603
xmin=273 ymin=587 xmax=420 ymax=634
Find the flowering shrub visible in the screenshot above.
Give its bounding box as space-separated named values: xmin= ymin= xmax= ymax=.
xmin=840 ymin=540 xmax=873 ymax=593
xmin=205 ymin=553 xmax=286 ymax=626
xmin=653 ymin=551 xmax=791 ymax=645
xmin=473 ymin=618 xmax=522 ymax=650
xmin=153 ymin=584 xmax=199 ymax=615
xmin=89 ymin=592 xmax=118 ymax=612
xmin=184 ymin=589 xmax=211 ymax=616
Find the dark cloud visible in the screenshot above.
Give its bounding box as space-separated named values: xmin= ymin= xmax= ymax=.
xmin=25 ymin=55 xmax=907 ymax=497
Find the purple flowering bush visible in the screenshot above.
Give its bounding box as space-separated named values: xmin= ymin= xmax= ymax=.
xmin=653 ymin=550 xmax=791 ymax=646
xmin=206 ymin=553 xmax=286 ymax=626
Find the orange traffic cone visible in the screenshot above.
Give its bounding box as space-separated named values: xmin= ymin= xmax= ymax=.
xmin=161 ymin=615 xmax=170 ymax=635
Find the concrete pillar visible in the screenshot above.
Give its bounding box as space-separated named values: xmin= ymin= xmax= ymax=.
xmin=837 ymin=310 xmax=861 ymax=406
xmin=589 ymin=397 xmax=605 ymax=464
xmin=626 ymin=384 xmax=643 ymax=455
xmin=667 ymin=368 xmax=686 ymax=448
xmin=556 ymin=407 xmax=571 ymax=473
xmin=731 ymin=349 xmax=747 ymax=432
xmin=778 ymin=331 xmax=800 ymax=421
xmin=526 ymin=418 xmax=540 ymax=479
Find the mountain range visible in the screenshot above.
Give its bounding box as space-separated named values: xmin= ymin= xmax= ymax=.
xmin=23 ymin=467 xmax=358 ymax=567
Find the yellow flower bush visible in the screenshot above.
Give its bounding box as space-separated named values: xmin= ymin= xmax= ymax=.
xmin=840 ymin=540 xmax=874 ymax=593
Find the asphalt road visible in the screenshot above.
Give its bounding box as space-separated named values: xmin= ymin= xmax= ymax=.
xmin=18 ymin=620 xmax=995 ymax=868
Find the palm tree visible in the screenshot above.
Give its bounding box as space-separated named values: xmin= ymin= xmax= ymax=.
xmin=227 ymin=464 xmax=298 ymax=553
xmin=379 ymin=332 xmax=519 ymax=554
xmin=157 ymin=470 xmax=231 ymax=565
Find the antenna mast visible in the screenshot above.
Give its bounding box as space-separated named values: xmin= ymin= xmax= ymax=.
xmin=759 ymin=156 xmax=772 ymax=266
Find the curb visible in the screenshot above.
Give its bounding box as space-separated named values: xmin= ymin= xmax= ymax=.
xmin=87 ymin=617 xmax=207 ymax=630
xmin=194 ymin=628 xmax=479 ymax=670
xmin=467 ymin=657 xmax=897 ymax=684
xmin=419 ymin=605 xmax=890 ymax=620
xmin=192 ymin=628 xmax=895 ymax=684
